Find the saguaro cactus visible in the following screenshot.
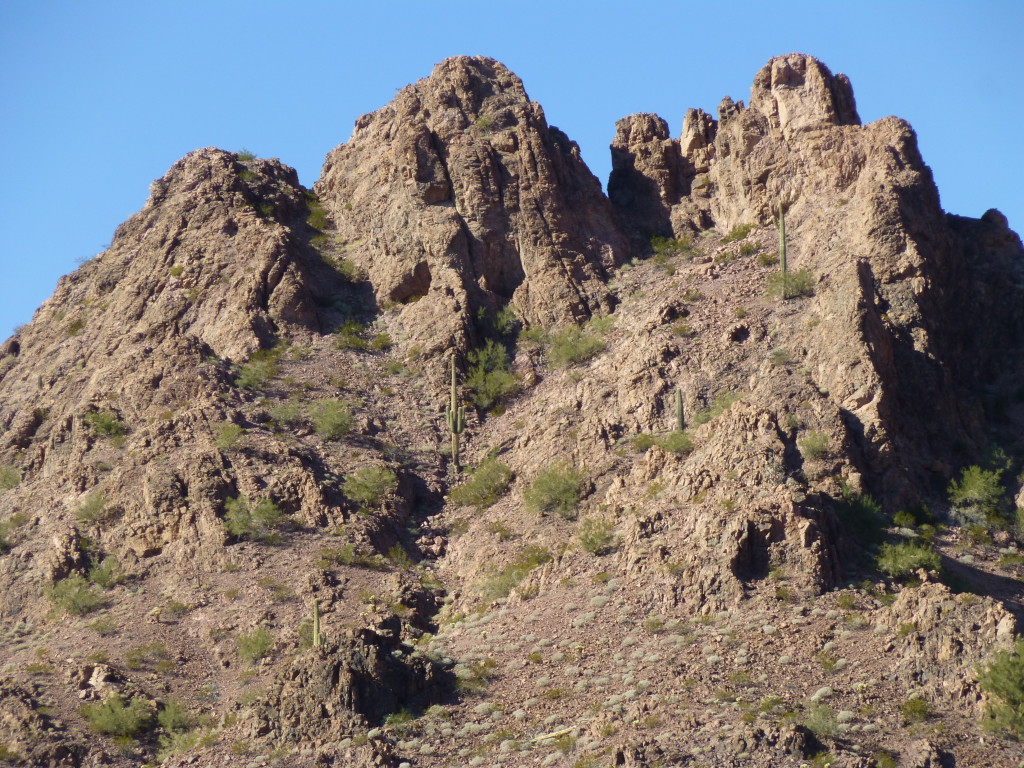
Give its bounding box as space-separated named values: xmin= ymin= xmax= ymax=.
xmin=776 ymin=203 xmax=788 ymax=276
xmin=312 ymin=598 xmax=322 ymax=648
xmin=675 ymin=388 xmax=685 ymax=432
xmin=445 ymin=355 xmax=467 ymax=470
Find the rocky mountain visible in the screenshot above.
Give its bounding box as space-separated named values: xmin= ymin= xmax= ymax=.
xmin=1 ymin=53 xmax=1023 ymax=768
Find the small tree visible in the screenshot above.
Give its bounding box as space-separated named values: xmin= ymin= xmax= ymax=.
xmin=979 ymin=639 xmax=1024 ymax=739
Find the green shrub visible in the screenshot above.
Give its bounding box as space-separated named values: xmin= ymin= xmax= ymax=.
xmin=75 ymin=492 xmax=108 ymax=524
xmin=799 ymin=431 xmax=829 ymax=460
xmin=307 ymin=399 xmax=354 ymax=440
xmin=268 ymin=400 xmax=302 ymax=426
xmin=88 ymin=556 xmax=125 ymax=589
xmin=370 ymin=332 xmax=393 ymax=351
xmin=632 ymin=434 xmax=656 ymax=452
xmin=237 ymin=627 xmax=274 ymax=665
xmin=0 ymin=464 xmax=18 ymax=491
xmin=0 ymin=513 xmax=28 ymax=554
xmin=767 ymin=268 xmax=815 ymax=299
xmin=466 ymin=340 xmax=519 ymax=411
xmin=659 ymin=430 xmax=694 ymax=455
xmin=802 ymin=704 xmax=838 ymax=739
xmin=892 ymin=509 xmax=917 ymax=529
xmin=223 ymin=496 xmax=288 ymax=543
xmin=236 ymin=149 xmax=256 ymax=162
xmin=215 ymin=423 xmax=244 ymax=451
xmin=343 ymin=466 xmax=398 ymax=508
xmin=81 ymin=695 xmax=153 ymax=737
xmin=449 ymin=459 xmax=513 ymax=508
xmin=547 ymin=325 xmax=605 ymax=368
xmin=979 ymin=638 xmax=1024 ymax=739
xmin=84 ymin=410 xmax=128 ymax=438
xmin=692 ymin=392 xmax=740 ymax=426
xmin=157 ymin=700 xmax=195 ymax=733
xmin=721 ymin=223 xmax=753 ymax=243
xmin=948 ymin=465 xmax=1006 ymax=526
xmin=650 ymin=235 xmax=694 ymax=259
xmin=902 ymin=697 xmax=930 ymax=724
xmin=306 ymin=199 xmax=329 ymax=231
xmin=739 ymin=243 xmax=759 ymax=257
xmin=317 ymin=544 xmax=384 ymax=570
xmin=234 ymin=348 xmax=282 ymax=390
xmin=757 ymin=251 xmax=780 ymax=267
xmin=478 ymin=545 xmax=552 ymax=602
xmin=578 ymin=518 xmax=616 ymax=555
xmin=832 ymin=483 xmax=885 ymax=547
xmin=876 ymin=541 xmax=941 ymax=578
xmin=334 ymin=320 xmax=369 ymax=350
xmin=48 ymin=576 xmax=105 ymax=615
xmin=524 ymin=463 xmax=582 ymax=519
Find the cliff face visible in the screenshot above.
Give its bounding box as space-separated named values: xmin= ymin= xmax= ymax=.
xmin=316 ymin=56 xmax=630 ymax=371
xmin=1 ymin=54 xmax=1023 ymax=768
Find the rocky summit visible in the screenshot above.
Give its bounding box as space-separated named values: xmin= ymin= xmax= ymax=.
xmin=1 ymin=53 xmax=1023 ymax=768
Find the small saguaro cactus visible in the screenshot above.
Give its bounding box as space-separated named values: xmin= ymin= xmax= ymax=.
xmin=775 ymin=202 xmax=788 ymax=276
xmin=312 ymin=598 xmax=322 ymax=648
xmin=445 ymin=355 xmax=467 ymax=470
xmin=675 ymin=388 xmax=685 ymax=432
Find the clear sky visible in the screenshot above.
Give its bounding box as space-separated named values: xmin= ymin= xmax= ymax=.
xmin=2 ymin=1 xmax=1021 ymax=339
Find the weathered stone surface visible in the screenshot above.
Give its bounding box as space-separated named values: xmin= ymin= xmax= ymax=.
xmin=316 ymin=56 xmax=630 ymax=377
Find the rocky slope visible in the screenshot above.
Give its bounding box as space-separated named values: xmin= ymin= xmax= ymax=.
xmin=1 ymin=54 xmax=1023 ymax=768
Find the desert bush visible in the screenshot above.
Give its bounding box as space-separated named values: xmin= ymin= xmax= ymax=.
xmin=305 ymin=194 xmax=329 ymax=231
xmin=343 ymin=466 xmax=397 ymax=508
xmin=0 ymin=512 xmax=28 ymax=554
xmin=236 ymin=148 xmax=256 ymax=162
xmin=0 ymin=464 xmax=20 ymax=491
xmin=84 ymin=410 xmax=128 ymax=438
xmin=449 ymin=459 xmax=513 ymax=508
xmin=757 ymin=251 xmax=779 ymax=267
xmin=466 ymin=340 xmax=519 ymax=411
xmin=802 ymin=704 xmax=838 ymax=739
xmin=307 ymin=398 xmax=354 ymax=440
xmin=234 ymin=347 xmax=283 ymax=390
xmin=578 ymin=518 xmax=616 ymax=555
xmin=876 ymin=541 xmax=941 ymax=578
xmin=237 ymin=627 xmax=274 ymax=665
xmin=334 ymin=319 xmax=369 ymax=350
xmin=547 ymin=325 xmax=605 ymax=368
xmin=632 ymin=434 xmax=656 ymax=452
xmin=48 ymin=575 xmax=104 ymax=615
xmin=902 ymin=696 xmax=931 ymax=724
xmin=659 ymin=430 xmax=694 ymax=455
xmin=81 ymin=695 xmax=153 ymax=737
xmin=767 ymin=269 xmax=815 ymax=299
xmin=692 ymin=392 xmax=740 ymax=426
xmin=979 ymin=638 xmax=1024 ymax=738
xmin=157 ymin=700 xmax=195 ymax=733
xmin=223 ymin=496 xmax=288 ymax=543
xmin=832 ymin=483 xmax=885 ymax=547
xmin=650 ymin=235 xmax=694 ymax=259
xmin=88 ymin=556 xmax=125 ymax=589
xmin=799 ymin=431 xmax=829 ymax=460
xmin=721 ymin=223 xmax=753 ymax=243
xmin=75 ymin=492 xmax=107 ymax=524
xmin=317 ymin=544 xmax=384 ymax=570
xmin=268 ymin=400 xmax=302 ymax=426
xmin=215 ymin=423 xmax=243 ymax=451
xmin=478 ymin=545 xmax=552 ymax=602
xmin=524 ymin=463 xmax=582 ymax=519
xmin=948 ymin=465 xmax=1006 ymax=526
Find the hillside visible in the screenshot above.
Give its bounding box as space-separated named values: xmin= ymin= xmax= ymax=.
xmin=1 ymin=53 xmax=1024 ymax=768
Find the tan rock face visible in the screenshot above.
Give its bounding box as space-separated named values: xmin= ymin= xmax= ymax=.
xmin=316 ymin=56 xmax=630 ymax=373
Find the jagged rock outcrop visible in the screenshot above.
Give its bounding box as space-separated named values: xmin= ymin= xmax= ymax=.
xmin=609 ymin=52 xmax=1024 ymax=505
xmin=316 ymin=56 xmax=630 ymax=373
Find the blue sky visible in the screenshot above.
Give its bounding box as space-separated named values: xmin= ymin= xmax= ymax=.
xmin=2 ymin=1 xmax=1021 ymax=339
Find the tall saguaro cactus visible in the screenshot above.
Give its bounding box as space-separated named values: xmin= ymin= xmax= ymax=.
xmin=445 ymin=355 xmax=467 ymax=470
xmin=675 ymin=388 xmax=685 ymax=432
xmin=776 ymin=203 xmax=788 ymax=276
xmin=312 ymin=599 xmax=322 ymax=648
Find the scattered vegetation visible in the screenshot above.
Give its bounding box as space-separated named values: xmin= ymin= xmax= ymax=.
xmin=577 ymin=518 xmax=616 ymax=555
xmin=948 ymin=464 xmax=1007 ymax=526
xmin=237 ymin=627 xmax=274 ymax=665
xmin=0 ymin=512 xmax=28 ymax=554
xmin=88 ymin=556 xmax=125 ymax=589
xmin=466 ymin=340 xmax=519 ymax=411
xmin=307 ymin=398 xmax=354 ymax=440
xmin=215 ymin=423 xmax=244 ymax=451
xmin=234 ymin=346 xmax=286 ymax=390
xmin=876 ymin=541 xmax=941 ymax=578
xmin=478 ymin=545 xmax=552 ymax=602
xmin=832 ymin=483 xmax=885 ymax=548
xmin=979 ymin=638 xmax=1024 ymax=739
xmin=84 ymin=409 xmax=128 ymax=439
xmin=721 ymin=223 xmax=753 ymax=243
xmin=342 ymin=466 xmax=397 ymax=508
xmin=223 ymin=496 xmax=288 ymax=543
xmin=81 ymin=695 xmax=153 ymax=737
xmin=524 ymin=463 xmax=583 ymax=519
xmin=547 ymin=324 xmax=606 ymax=368
xmin=692 ymin=391 xmax=741 ymax=426
xmin=0 ymin=464 xmax=19 ymax=491
xmin=799 ymin=431 xmax=830 ymax=460
xmin=449 ymin=459 xmax=513 ymax=508
xmin=48 ymin=575 xmax=105 ymax=615
xmin=333 ymin=320 xmax=370 ymax=350
xmin=902 ymin=696 xmax=931 ymax=724
xmin=767 ymin=268 xmax=815 ymax=299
